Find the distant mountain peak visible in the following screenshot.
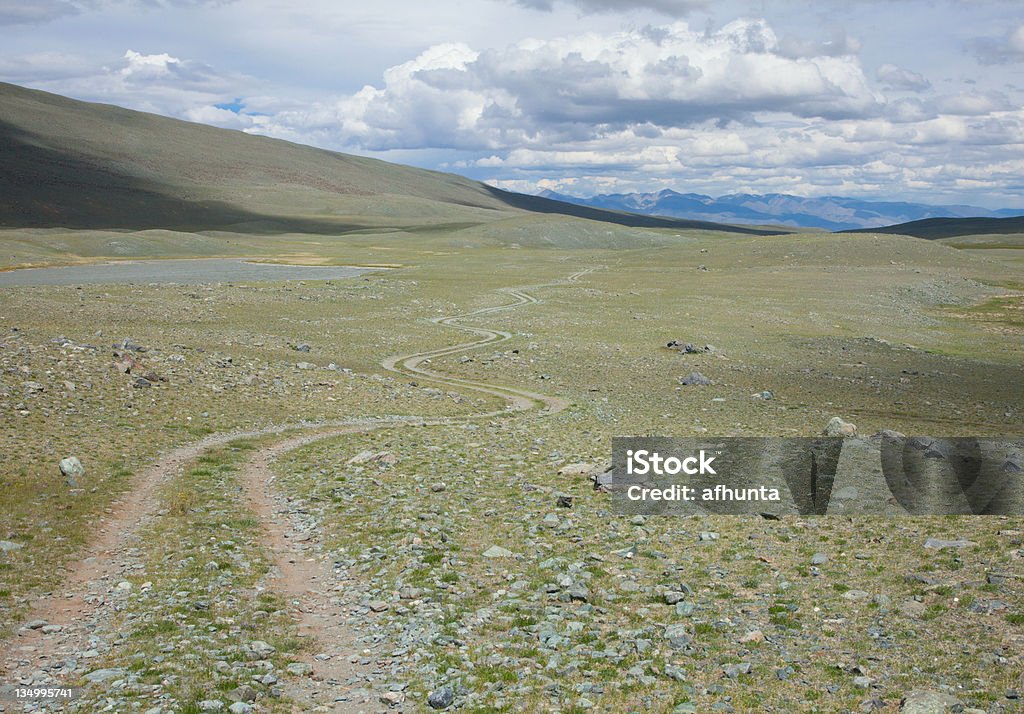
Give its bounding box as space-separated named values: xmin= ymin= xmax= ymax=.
xmin=536 ymin=189 xmax=1024 ymax=231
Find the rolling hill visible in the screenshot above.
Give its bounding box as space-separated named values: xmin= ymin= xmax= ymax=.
xmin=0 ymin=82 xmax=778 ymax=236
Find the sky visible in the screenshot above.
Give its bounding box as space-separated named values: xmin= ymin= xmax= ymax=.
xmin=1 ymin=0 xmax=1023 ymax=207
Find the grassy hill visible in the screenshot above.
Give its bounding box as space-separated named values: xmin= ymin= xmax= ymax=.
xmin=0 ymin=82 xmax=779 ymax=237
xmin=845 ymin=215 xmax=1024 ymax=240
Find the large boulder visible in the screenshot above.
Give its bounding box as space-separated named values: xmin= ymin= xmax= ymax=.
xmin=59 ymin=456 xmax=85 ymax=487
xmin=823 ymin=416 xmax=857 ymax=437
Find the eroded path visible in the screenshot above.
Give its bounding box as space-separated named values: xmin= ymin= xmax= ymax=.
xmin=0 ymin=268 xmax=596 ymax=712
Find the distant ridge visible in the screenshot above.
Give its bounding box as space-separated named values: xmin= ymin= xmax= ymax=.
xmin=843 ymin=216 xmax=1024 ymax=240
xmin=539 ymin=188 xmax=1024 ymax=232
xmin=0 ymin=82 xmax=779 ymax=236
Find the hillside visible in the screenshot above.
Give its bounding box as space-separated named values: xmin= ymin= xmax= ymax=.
xmin=844 ymin=215 xmax=1024 ymax=240
xmin=0 ymin=82 xmax=777 ymax=236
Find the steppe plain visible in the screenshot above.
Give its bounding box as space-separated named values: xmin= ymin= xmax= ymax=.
xmin=0 ymin=220 xmax=1022 ymax=714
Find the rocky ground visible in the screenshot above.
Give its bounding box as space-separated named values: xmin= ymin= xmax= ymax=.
xmin=0 ymin=231 xmax=1022 ymax=712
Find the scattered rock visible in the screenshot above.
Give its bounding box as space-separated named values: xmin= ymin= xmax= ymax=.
xmin=567 ymin=584 xmax=590 ymax=602
xmin=923 ymin=538 xmax=975 ymax=550
xmin=899 ymin=599 xmax=926 ymax=618
xmin=680 ymin=372 xmax=712 ymax=386
xmin=84 ymin=668 xmax=128 ymax=683
xmin=229 ymin=685 xmax=258 ymax=703
xmin=367 ymin=600 xmax=390 ymax=612
xmin=842 ymin=589 xmax=871 ymax=601
xmin=823 ymin=417 xmax=857 ymax=437
xmin=248 ymin=640 xmax=276 ymax=658
xmin=556 ymin=494 xmax=574 ymax=508
xmin=428 ymin=686 xmax=455 ymax=710
xmin=380 ymin=691 xmax=405 ymax=707
xmin=723 ymin=662 xmax=752 ymax=678
xmin=482 ymin=545 xmax=514 ymax=558
xmin=294 ymin=343 xmax=311 ymax=352
xmin=811 ymin=552 xmax=829 ymax=565
xmin=739 ymin=630 xmax=765 ymax=644
xmin=59 ymin=456 xmax=85 ymax=486
xmin=558 ymin=462 xmax=598 ymax=477
xmin=286 ymin=662 xmax=313 ymax=676
xmin=0 ymin=540 xmax=24 ymax=552
xmin=899 ymin=689 xmax=962 ymax=713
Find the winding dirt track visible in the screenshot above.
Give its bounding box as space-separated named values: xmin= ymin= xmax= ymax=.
xmin=0 ymin=267 xmax=596 ymax=712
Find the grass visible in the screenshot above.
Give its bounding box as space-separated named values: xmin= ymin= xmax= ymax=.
xmin=67 ymin=440 xmax=305 ymax=712
xmin=0 ymin=220 xmax=1021 ymax=710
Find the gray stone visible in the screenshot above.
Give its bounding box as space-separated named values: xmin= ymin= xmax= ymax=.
xmin=229 ymin=685 xmax=258 ymax=702
xmin=680 ymin=372 xmax=712 ymax=386
xmin=723 ymin=662 xmax=752 ymax=678
xmin=923 ymin=538 xmax=975 ymax=550
xmin=482 ymin=545 xmax=514 ymax=558
xmin=899 ymin=689 xmax=962 ymax=713
xmin=811 ymin=552 xmax=829 ymax=565
xmin=0 ymin=540 xmax=23 ymax=552
xmin=428 ymin=686 xmax=455 ymax=710
xmin=84 ymin=668 xmax=128 ymax=683
xmin=664 ymin=623 xmax=691 ymax=650
xmin=367 ymin=600 xmax=389 ymax=612
xmin=198 ymin=702 xmax=224 ymax=712
xmin=248 ymin=640 xmax=276 ymax=658
xmin=823 ymin=416 xmax=857 ymax=437
xmin=567 ymin=584 xmax=590 ymax=602
xmin=228 ymin=704 xmax=253 ymax=714
xmin=59 ymin=456 xmax=85 ymax=486
xmin=286 ymin=662 xmax=312 ymax=676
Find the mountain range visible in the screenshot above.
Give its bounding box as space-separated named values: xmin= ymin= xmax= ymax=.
xmin=538 ymin=189 xmax=1024 ymax=232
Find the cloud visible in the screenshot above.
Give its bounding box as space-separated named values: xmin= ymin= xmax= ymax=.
xmin=0 ymin=0 xmax=231 ymax=26
xmin=253 ymin=20 xmax=883 ymax=153
xmin=876 ymin=63 xmax=930 ymax=91
xmin=0 ymin=0 xmax=83 ymax=25
xmin=508 ymin=0 xmax=708 ymax=17
xmin=933 ymin=90 xmax=1012 ymax=116
xmin=970 ymin=24 xmax=1024 ymax=64
xmin=3 ymin=49 xmax=254 ymax=120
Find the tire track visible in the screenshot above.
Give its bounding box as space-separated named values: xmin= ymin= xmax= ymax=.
xmin=0 ymin=267 xmax=597 ymax=712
